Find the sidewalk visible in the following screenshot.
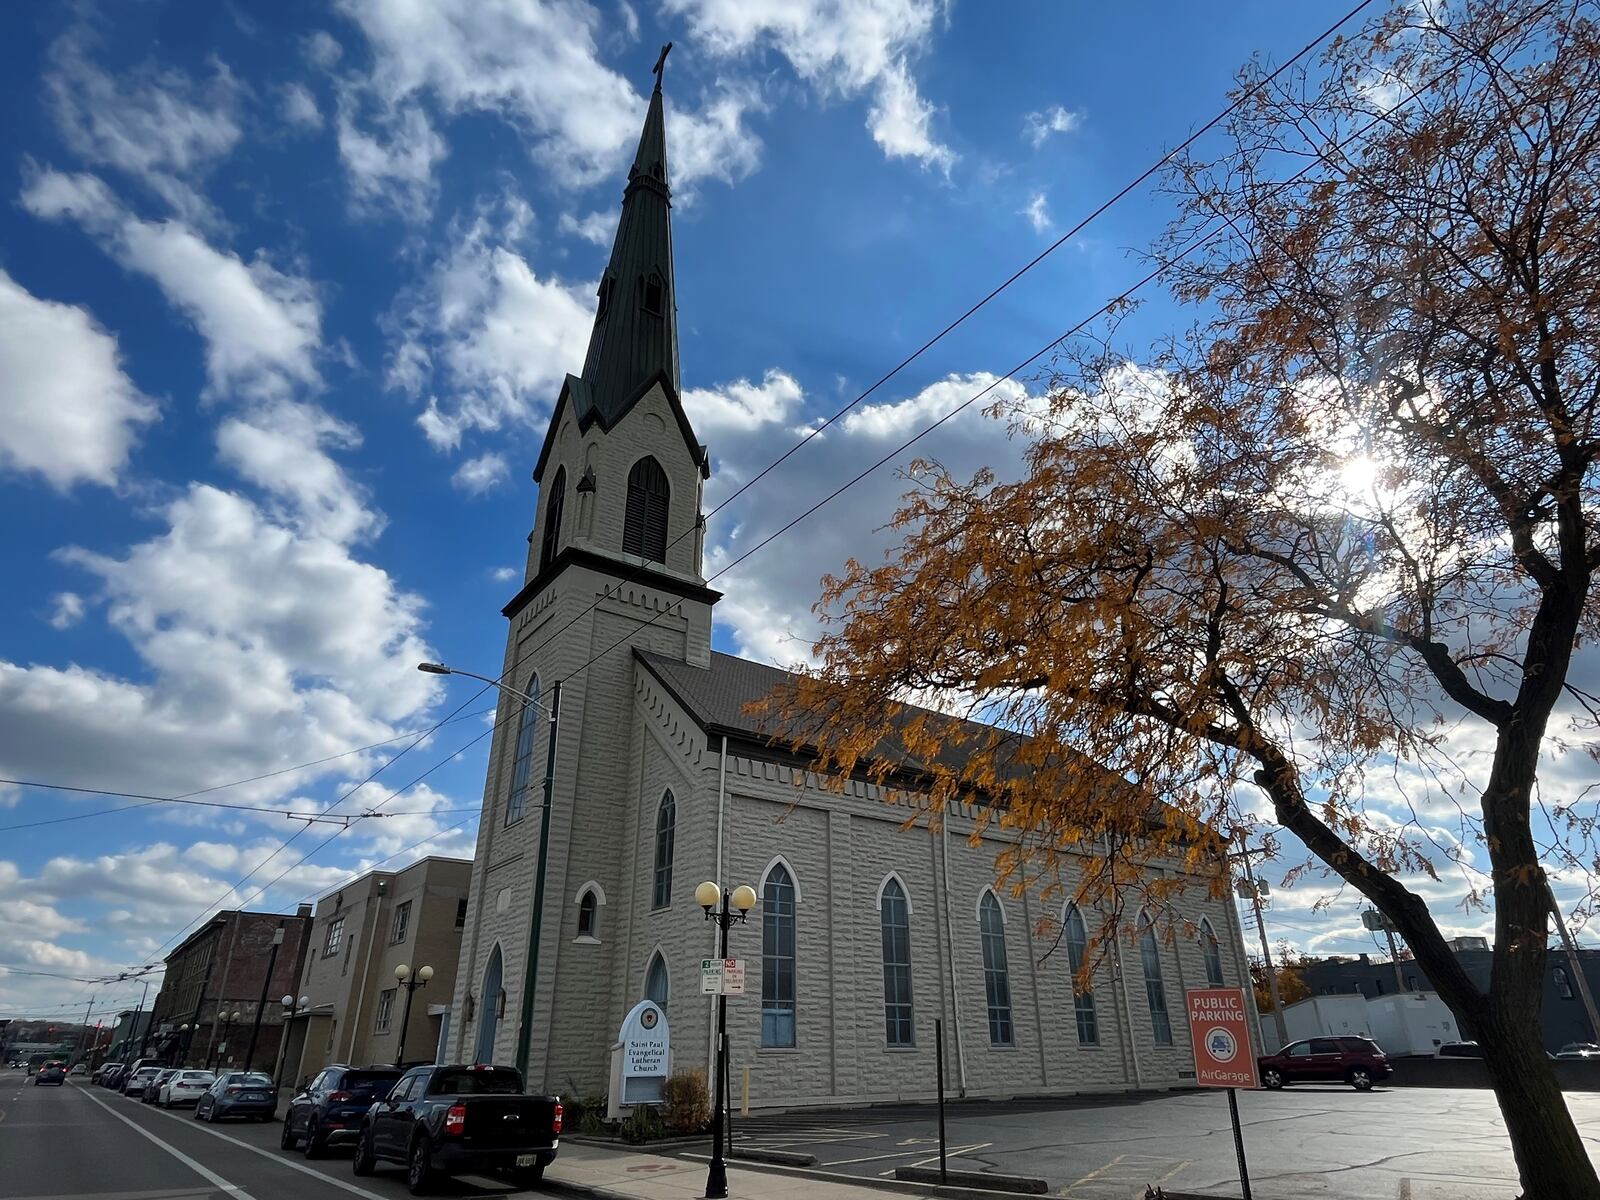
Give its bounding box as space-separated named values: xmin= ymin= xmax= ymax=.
xmin=545 ymin=1142 xmax=1031 ymax=1200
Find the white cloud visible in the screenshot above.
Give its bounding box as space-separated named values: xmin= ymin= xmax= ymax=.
xmin=306 ymin=31 xmax=344 ymax=69
xmin=558 ymin=210 xmax=616 ymax=246
xmin=491 ymin=565 xmax=519 ymax=582
xmin=332 ymin=0 xmax=761 ymax=208
xmin=282 ymin=82 xmax=324 ymax=130
xmin=683 ymin=369 xmax=804 ymax=436
xmin=21 ymin=168 xmax=322 ymax=403
xmin=1021 ymin=191 xmax=1051 ymax=234
xmin=665 ymin=0 xmax=954 ymax=171
xmin=333 ymin=98 xmax=448 ymax=221
xmin=1024 ymin=104 xmax=1083 ymax=147
xmin=0 ymin=270 xmax=157 ymax=490
xmin=389 ymin=196 xmax=595 ymax=450
xmin=453 ymin=452 xmax=510 ymax=493
xmin=46 ymin=29 xmax=243 ymax=227
xmin=215 ymin=401 xmax=379 ymax=543
xmin=47 ymin=593 xmax=86 ymax=631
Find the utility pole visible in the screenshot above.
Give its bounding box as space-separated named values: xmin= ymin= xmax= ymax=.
xmin=1362 ymin=909 xmax=1409 ymax=995
xmin=74 ymin=995 xmax=96 ymax=1069
xmin=243 ymin=923 xmax=285 ymax=1071
xmin=1548 ymin=880 xmax=1600 ymax=1044
xmin=1237 ymin=845 xmax=1288 ymax=1049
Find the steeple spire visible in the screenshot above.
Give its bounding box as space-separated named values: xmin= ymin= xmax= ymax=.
xmin=577 ymin=44 xmax=679 ymax=423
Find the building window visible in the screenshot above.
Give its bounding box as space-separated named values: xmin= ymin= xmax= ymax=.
xmin=578 ymin=890 xmax=598 ymax=939
xmin=623 ymin=456 xmax=670 ymax=563
xmin=506 ymin=673 xmax=541 ymax=825
xmin=596 ymin=275 xmax=613 ymax=321
xmin=879 ymin=878 xmax=913 ymax=1047
xmin=1374 ymin=978 xmax=1385 ymax=995
xmin=1200 ymin=918 xmax=1225 ymax=987
xmin=761 ymin=863 xmax=797 ymax=1047
xmin=646 ymin=952 xmax=669 ymax=1007
xmin=652 ymin=790 xmax=675 ymax=909
xmin=391 ymin=900 xmax=412 ymax=945
xmin=455 ymin=898 xmax=468 ymax=929
xmin=979 ymin=892 xmax=1014 ymax=1047
xmin=1138 ymin=913 xmax=1173 ymax=1046
xmin=1557 ymin=967 xmax=1574 ymax=999
xmin=1408 ymin=974 xmax=1419 ymax=991
xmin=1064 ymin=904 xmax=1098 ymax=1046
xmin=641 ymin=272 xmax=664 ymax=316
xmin=539 ymin=467 xmax=566 ymax=572
xmin=374 ymin=988 xmax=396 ymax=1034
xmin=323 ymin=916 xmax=345 ymax=958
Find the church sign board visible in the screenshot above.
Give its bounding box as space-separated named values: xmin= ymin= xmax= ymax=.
xmin=618 ymin=1000 xmax=670 ymax=1104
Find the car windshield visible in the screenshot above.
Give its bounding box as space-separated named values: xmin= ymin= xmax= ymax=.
xmin=226 ymin=1073 xmax=273 ymax=1086
xmin=344 ymin=1071 xmax=402 ymax=1093
xmin=180 ymin=1072 xmax=213 ymax=1081
xmin=430 ymin=1068 xmax=522 ymax=1096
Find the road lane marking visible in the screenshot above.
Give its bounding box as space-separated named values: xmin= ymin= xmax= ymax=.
xmin=75 ymin=1086 xmax=261 ymax=1200
xmin=138 ymin=1104 xmax=396 ymax=1200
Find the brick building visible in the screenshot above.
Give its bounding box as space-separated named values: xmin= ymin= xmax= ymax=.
xmin=148 ymin=906 xmax=312 ymax=1071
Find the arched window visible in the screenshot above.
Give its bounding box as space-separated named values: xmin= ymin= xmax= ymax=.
xmin=623 ymin=456 xmax=669 ymax=563
xmin=1556 ymin=966 xmax=1575 ymax=999
xmin=1138 ymin=912 xmax=1173 ymax=1045
xmin=475 ymin=945 xmax=503 ymax=1065
xmin=505 ymin=674 xmax=540 ymax=825
xmin=645 ymin=952 xmax=669 ymax=1007
xmin=641 ymin=271 xmax=664 ymax=316
xmin=979 ymin=892 xmax=1013 ymax=1046
xmin=1200 ymin=918 xmax=1225 ymax=987
xmin=539 ymin=466 xmax=565 ymax=572
xmin=879 ymin=878 xmax=913 ymax=1046
xmin=652 ymin=790 xmax=675 ymax=909
xmin=577 ymin=890 xmax=598 ymax=939
xmin=1064 ymin=904 xmax=1098 ymax=1046
xmin=761 ymin=863 xmax=797 ymax=1047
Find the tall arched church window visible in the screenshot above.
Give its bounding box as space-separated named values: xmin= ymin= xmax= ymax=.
xmin=1064 ymin=904 xmax=1098 ymax=1046
xmin=505 ymin=674 xmax=540 ymax=825
xmin=475 ymin=945 xmax=503 ymax=1065
xmin=1138 ymin=912 xmax=1174 ymax=1045
xmin=652 ymin=790 xmax=675 ymax=909
xmin=624 ymin=457 xmax=670 ymax=562
xmin=540 ymin=467 xmax=566 ymax=572
xmin=979 ymin=892 xmax=1013 ymax=1046
xmin=761 ymin=864 xmax=797 ymax=1047
xmin=645 ymin=953 xmax=669 ymax=1007
xmin=577 ymin=890 xmax=598 ymax=939
xmin=879 ymin=878 xmax=913 ymax=1046
xmin=1200 ymin=918 xmax=1225 ymax=987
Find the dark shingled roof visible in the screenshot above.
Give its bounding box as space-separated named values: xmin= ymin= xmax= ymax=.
xmin=636 ymin=649 xmax=794 ymax=737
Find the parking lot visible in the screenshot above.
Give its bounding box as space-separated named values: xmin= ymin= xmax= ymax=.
xmin=708 ymin=1084 xmax=1600 ymax=1199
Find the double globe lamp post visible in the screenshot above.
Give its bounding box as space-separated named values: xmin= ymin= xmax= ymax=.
xmin=393 ymin=963 xmax=434 ymax=1069
xmin=695 ymin=880 xmax=756 ymax=1200
xmin=212 ymin=1010 xmax=243 ymax=1069
xmin=275 ymin=994 xmax=311 ymax=1086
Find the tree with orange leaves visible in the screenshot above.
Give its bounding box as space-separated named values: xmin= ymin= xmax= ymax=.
xmin=773 ymin=3 xmax=1600 ymax=1195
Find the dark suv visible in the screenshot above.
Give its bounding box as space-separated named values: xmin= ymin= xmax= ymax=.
xmin=281 ymin=1065 xmax=405 ymax=1158
xmin=1258 ymin=1036 xmax=1391 ymax=1091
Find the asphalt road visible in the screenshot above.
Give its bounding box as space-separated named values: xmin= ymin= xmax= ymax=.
xmin=716 ymin=1084 xmax=1600 ymax=1198
xmin=0 ymin=1067 xmax=534 ymax=1200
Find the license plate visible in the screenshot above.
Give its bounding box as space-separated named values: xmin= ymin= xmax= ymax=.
xmin=243 ymin=1093 xmax=267 ymax=1100
xmin=515 ymin=1155 xmax=535 ymax=1168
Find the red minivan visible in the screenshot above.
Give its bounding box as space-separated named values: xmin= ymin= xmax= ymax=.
xmin=1257 ymin=1036 xmax=1392 ymax=1091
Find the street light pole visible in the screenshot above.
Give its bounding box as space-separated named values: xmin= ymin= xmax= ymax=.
xmin=244 ymin=922 xmax=286 ymax=1072
xmin=417 ymin=662 xmax=559 ymax=1081
xmin=274 ymin=995 xmax=310 ymax=1087
xmin=393 ymin=964 xmax=434 ymax=1068
xmin=695 ymin=880 xmax=757 ymax=1200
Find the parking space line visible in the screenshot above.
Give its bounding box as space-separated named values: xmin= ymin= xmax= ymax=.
xmin=75 ymin=1086 xmax=261 ymax=1200
xmin=1060 ymin=1153 xmax=1126 ymax=1194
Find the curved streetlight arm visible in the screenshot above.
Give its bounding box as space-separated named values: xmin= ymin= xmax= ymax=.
xmin=417 ymin=663 xmax=552 ymax=714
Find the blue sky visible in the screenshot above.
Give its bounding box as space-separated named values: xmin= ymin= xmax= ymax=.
xmin=0 ymin=0 xmax=1475 ymax=1020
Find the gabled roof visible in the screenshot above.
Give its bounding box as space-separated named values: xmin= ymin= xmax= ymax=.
xmin=532 ymin=371 xmax=708 ymax=484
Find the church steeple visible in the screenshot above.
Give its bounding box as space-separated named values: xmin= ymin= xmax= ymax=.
xmin=578 ymin=43 xmax=680 ymax=423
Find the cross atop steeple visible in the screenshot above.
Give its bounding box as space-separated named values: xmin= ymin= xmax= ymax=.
xmin=651 ymin=42 xmax=672 ymax=93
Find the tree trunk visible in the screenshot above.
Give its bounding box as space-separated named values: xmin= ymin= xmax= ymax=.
xmin=1477 ymin=1009 xmax=1600 ymax=1200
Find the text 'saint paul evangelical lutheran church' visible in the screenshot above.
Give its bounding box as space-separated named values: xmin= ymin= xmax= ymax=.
xmin=447 ymin=54 xmax=1253 ymax=1108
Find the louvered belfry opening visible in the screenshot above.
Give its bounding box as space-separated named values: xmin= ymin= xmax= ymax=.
xmin=623 ymin=456 xmax=670 ymax=561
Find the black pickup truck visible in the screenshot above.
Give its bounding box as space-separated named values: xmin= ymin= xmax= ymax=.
xmin=351 ymin=1064 xmax=561 ymax=1194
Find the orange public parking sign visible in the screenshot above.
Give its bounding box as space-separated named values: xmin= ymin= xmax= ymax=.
xmin=1187 ymin=987 xmax=1259 ymax=1089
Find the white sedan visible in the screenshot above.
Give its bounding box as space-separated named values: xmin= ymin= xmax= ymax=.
xmin=159 ymin=1070 xmax=217 ymax=1107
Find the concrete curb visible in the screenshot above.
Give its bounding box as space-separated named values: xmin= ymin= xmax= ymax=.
xmin=893 ymin=1166 xmax=1047 ymax=1194
xmin=673 ymin=1151 xmax=1059 ymax=1200
xmin=732 ymin=1147 xmax=819 ymax=1167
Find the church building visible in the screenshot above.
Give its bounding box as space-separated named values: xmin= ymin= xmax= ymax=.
xmin=446 ymin=58 xmax=1256 ymax=1108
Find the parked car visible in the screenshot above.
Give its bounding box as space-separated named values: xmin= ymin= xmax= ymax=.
xmin=1557 ymin=1042 xmax=1600 ymax=1060
xmin=122 ymin=1066 xmax=162 ymax=1096
xmin=98 ymin=1063 xmax=126 ymax=1088
xmin=69 ymin=1063 xmax=87 ymax=1075
xmin=159 ymin=1069 xmax=217 ymax=1108
xmin=350 ymin=1063 xmax=562 ymax=1194
xmin=143 ymin=1069 xmax=180 ymax=1103
xmin=1258 ymin=1036 xmax=1391 ymax=1091
xmin=281 ymin=1065 xmax=404 ymax=1158
xmin=34 ymin=1060 xmax=67 ymax=1086
xmin=1436 ymin=1041 xmax=1484 ymax=1058
xmin=195 ymin=1072 xmax=278 ymax=1122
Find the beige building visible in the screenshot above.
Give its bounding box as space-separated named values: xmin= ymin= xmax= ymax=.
xmin=279 ymin=857 xmax=471 ymax=1085
xmin=448 ymin=64 xmax=1257 ymax=1110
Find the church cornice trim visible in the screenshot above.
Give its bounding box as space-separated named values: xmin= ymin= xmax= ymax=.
xmin=532 ymin=370 xmax=709 ymax=486
xmin=502 ymin=545 xmax=722 ymax=620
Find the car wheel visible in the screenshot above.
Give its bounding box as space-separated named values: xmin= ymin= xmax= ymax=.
xmin=281 ymin=1118 xmax=298 ymax=1151
xmin=193 ymin=1103 xmax=204 ymax=1119
xmin=352 ymin=1129 xmax=376 ymax=1177
xmin=511 ymin=1162 xmax=546 ymax=1189
xmin=408 ymin=1135 xmax=436 ymax=1196
xmin=304 ymin=1126 xmax=324 ymax=1159
xmin=1262 ymin=1067 xmax=1285 ymax=1089
xmin=1349 ymin=1067 xmax=1374 ymax=1091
